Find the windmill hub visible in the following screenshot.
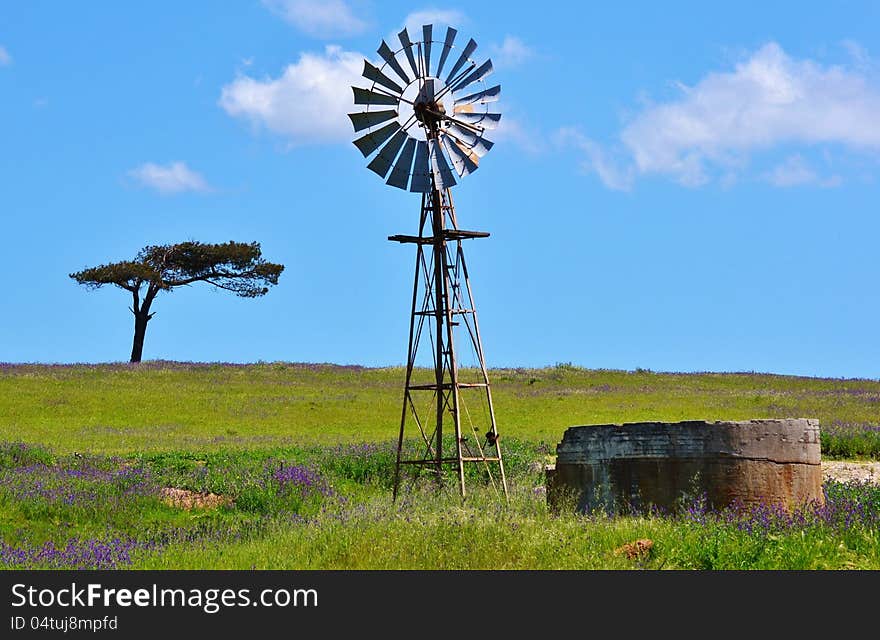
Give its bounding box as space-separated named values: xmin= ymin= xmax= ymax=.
xmin=399 ymin=77 xmax=451 ymax=139
xmin=413 ymin=98 xmax=445 ymax=128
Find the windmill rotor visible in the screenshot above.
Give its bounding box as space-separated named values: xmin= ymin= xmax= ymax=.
xmin=349 ymin=24 xmax=501 ymax=192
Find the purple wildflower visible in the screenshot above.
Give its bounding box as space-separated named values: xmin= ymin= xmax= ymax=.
xmin=0 ymin=537 xmax=145 ymax=569
xmin=271 ymin=464 xmax=333 ymax=498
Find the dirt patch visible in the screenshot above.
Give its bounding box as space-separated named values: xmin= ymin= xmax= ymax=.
xmin=822 ymin=461 xmax=880 ymax=484
xmin=614 ymin=539 xmax=654 ymax=560
xmin=160 ymin=487 xmax=232 ymax=510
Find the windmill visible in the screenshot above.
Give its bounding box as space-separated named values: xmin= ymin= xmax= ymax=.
xmin=349 ymin=23 xmax=508 ymax=499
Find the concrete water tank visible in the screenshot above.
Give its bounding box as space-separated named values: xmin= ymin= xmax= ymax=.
xmin=546 ymin=419 xmax=823 ymax=514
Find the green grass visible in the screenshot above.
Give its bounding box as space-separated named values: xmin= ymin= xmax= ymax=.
xmin=135 ymin=503 xmax=879 ymax=571
xmin=2 ymin=362 xmax=880 ymax=570
xmin=3 ymin=444 xmax=878 ymax=570
xmin=2 ymin=361 xmax=880 ymax=456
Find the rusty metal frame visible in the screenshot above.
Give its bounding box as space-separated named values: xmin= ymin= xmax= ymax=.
xmin=390 ymin=183 xmax=508 ymax=500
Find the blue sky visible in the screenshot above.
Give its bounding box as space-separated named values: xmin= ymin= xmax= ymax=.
xmin=1 ymin=1 xmax=879 ymax=378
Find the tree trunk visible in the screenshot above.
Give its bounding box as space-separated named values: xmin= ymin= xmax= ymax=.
xmin=129 ymin=285 xmax=157 ymax=364
xmin=130 ymin=312 xmax=150 ymax=363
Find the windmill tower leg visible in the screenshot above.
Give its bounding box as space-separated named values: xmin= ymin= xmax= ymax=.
xmin=457 ymin=242 xmax=508 ymax=497
xmin=391 ymin=185 xmax=507 ymax=500
xmin=393 ymin=198 xmax=431 ymax=501
xmin=431 ymin=187 xmax=447 ymax=486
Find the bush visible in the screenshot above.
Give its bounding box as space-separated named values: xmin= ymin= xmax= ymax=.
xmin=821 ymin=423 xmax=880 ymax=459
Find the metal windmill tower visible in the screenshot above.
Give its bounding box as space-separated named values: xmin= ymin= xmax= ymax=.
xmin=349 ymin=23 xmax=507 ymax=499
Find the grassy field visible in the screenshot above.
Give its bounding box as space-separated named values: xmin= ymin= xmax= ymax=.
xmin=2 ymin=361 xmax=880 ymax=454
xmin=1 ymin=361 xmax=879 ymax=570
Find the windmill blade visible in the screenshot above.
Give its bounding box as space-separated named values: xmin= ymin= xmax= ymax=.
xmin=441 ymin=135 xmax=479 ymax=178
xmin=429 ymin=139 xmax=457 ymax=189
xmin=348 ymin=109 xmax=398 ymax=132
xmin=447 ymin=123 xmax=494 ymax=157
xmin=450 ymin=59 xmax=493 ymax=94
xmin=398 ymin=28 xmax=420 ymax=80
xmin=409 ymin=140 xmax=431 ymax=193
xmin=451 ymin=111 xmax=502 ymax=130
xmin=352 ymin=121 xmax=400 ymax=157
xmin=367 ymin=129 xmax=408 ymax=178
xmin=422 ymin=25 xmax=433 ymax=77
xmin=362 ymin=61 xmax=403 ymax=95
xmin=454 ymin=84 xmax=501 ymax=107
xmin=386 ymin=137 xmax=416 ymax=190
xmin=445 ymin=38 xmax=477 ymax=85
xmin=377 ymin=40 xmax=411 ymax=85
xmin=422 ymin=78 xmax=435 ymax=103
xmin=435 ymin=27 xmax=457 ymax=78
xmin=353 ymin=87 xmax=398 ymax=106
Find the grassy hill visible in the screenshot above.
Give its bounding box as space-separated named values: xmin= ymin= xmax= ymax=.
xmin=2 ymin=361 xmax=879 ymax=455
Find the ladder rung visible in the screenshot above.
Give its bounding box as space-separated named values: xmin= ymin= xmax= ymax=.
xmin=413 ymin=309 xmax=474 ymax=316
xmin=407 ymin=382 xmax=488 ymax=391
xmin=398 ymin=457 xmax=461 ymax=465
xmin=397 ymin=457 xmax=502 ymax=464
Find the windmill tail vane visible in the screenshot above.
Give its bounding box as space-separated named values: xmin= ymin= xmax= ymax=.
xmin=349 ymin=24 xmax=508 ymax=500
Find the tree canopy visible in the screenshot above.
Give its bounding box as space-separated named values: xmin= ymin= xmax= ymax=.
xmin=70 ymin=241 xmax=284 ymax=362
xmin=70 ymin=241 xmax=283 ymax=297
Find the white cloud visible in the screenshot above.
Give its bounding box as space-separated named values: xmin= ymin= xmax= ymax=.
xmin=566 ymin=42 xmax=880 ymax=189
xmin=128 ymin=162 xmax=212 ymax=195
xmin=217 ymin=36 xmax=541 ymax=157
xmin=219 ymin=45 xmax=363 ymax=144
xmin=555 ymin=128 xmax=634 ymax=191
xmin=384 ymin=10 xmax=468 ymax=53
xmin=489 ymin=36 xmax=534 ymax=69
xmin=841 ymin=40 xmax=873 ymax=71
xmin=764 ymin=154 xmax=841 ymax=188
xmin=401 ymin=9 xmax=467 ymax=36
xmin=262 ymin=0 xmax=367 ymax=38
xmin=764 ymin=154 xmax=816 ymax=187
xmin=0 ymin=46 xmax=11 ymax=66
xmin=493 ymin=116 xmax=545 ymax=155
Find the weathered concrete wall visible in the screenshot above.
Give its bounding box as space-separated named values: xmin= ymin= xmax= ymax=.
xmin=546 ymin=419 xmax=823 ymax=514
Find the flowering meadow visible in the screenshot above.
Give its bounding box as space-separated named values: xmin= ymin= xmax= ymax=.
xmin=0 ymin=438 xmax=877 ymax=570
xmin=1 ymin=363 xmax=879 ymax=569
